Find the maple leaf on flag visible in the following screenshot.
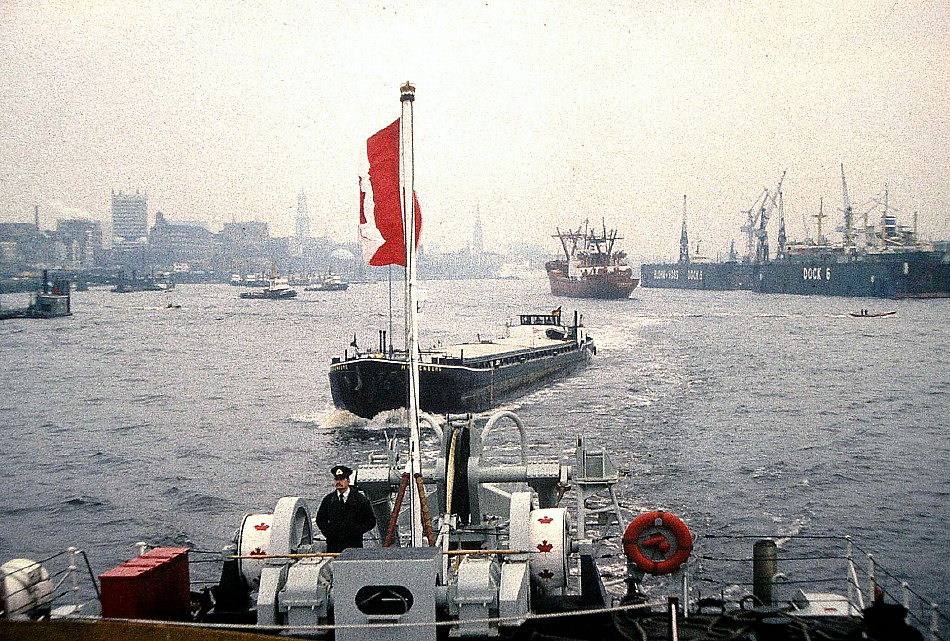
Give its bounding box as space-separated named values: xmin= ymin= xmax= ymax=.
xmin=537 ymin=540 xmax=554 ymax=553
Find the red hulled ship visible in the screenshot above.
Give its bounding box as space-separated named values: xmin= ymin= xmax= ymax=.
xmin=545 ymin=221 xmax=638 ymax=299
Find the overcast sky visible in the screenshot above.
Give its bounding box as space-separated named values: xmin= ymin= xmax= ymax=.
xmin=1 ymin=1 xmax=948 ymax=259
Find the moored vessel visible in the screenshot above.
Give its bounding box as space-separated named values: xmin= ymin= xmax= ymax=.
xmin=641 ymin=168 xmax=950 ymax=299
xmin=546 ymin=221 xmax=638 ymax=299
xmin=110 ymin=270 xmax=169 ymax=293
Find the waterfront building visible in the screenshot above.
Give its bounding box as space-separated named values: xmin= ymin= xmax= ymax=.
xmin=213 ymin=220 xmax=272 ymax=276
xmin=0 ymin=222 xmax=50 ymax=271
xmin=56 ymin=219 xmax=103 ymax=269
xmin=148 ymin=212 xmax=214 ymax=271
xmin=111 ymin=190 xmax=148 ymax=247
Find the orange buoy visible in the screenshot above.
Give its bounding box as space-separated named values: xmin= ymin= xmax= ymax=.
xmin=622 ymin=510 xmax=693 ymax=575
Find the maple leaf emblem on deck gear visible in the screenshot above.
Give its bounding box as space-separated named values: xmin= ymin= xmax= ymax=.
xmin=538 ymin=516 xmax=554 ymax=524
xmin=537 ymin=540 xmax=554 ymax=553
xmin=254 ymin=523 xmax=270 ymax=531
xmin=249 ymin=547 xmax=266 ymax=556
xmin=538 ymin=569 xmax=555 ymax=580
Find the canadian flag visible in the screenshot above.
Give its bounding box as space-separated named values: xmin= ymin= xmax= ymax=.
xmin=359 ymin=118 xmax=422 ymax=266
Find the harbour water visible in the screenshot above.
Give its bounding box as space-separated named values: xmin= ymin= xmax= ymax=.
xmin=1 ymin=277 xmax=948 ymax=613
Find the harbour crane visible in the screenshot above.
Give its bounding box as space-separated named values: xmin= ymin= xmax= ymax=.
xmin=740 ymin=171 xmax=786 ymax=263
xmin=838 ymin=163 xmax=855 ymax=250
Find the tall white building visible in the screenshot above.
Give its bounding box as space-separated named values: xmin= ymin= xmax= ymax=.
xmin=296 ymin=189 xmax=310 ymax=239
xmin=111 ymin=190 xmax=148 ymax=246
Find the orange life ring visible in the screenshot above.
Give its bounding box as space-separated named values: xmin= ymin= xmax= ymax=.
xmin=622 ymin=510 xmax=693 ymax=575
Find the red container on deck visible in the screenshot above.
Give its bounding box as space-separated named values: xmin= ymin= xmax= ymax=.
xmin=99 ymin=547 xmax=191 ymax=621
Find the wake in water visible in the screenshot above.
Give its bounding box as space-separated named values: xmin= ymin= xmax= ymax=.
xmin=289 ymin=406 xmax=445 ymax=432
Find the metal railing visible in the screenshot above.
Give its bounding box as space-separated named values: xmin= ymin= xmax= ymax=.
xmin=0 ymin=547 xmax=99 ymax=619
xmin=688 ymin=534 xmax=947 ymax=641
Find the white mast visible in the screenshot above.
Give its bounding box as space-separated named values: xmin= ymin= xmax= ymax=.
xmin=400 ymin=81 xmax=425 ymax=547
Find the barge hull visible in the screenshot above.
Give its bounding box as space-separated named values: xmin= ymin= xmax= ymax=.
xmin=329 ymin=346 xmax=593 ymax=419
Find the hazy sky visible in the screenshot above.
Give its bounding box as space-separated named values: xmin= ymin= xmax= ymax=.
xmin=1 ymin=1 xmax=948 ymax=259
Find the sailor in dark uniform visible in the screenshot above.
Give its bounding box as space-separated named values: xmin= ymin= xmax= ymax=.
xmin=315 ymin=465 xmax=377 ymax=553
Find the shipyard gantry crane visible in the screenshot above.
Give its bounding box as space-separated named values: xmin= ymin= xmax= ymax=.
xmin=837 ymin=163 xmax=855 ymax=251
xmin=740 ymin=171 xmax=786 ymax=263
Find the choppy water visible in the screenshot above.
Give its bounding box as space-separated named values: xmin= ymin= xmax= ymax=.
xmin=1 ymin=278 xmax=947 ymax=612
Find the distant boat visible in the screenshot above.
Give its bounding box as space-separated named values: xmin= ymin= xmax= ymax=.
xmin=0 ymin=271 xmax=72 ymax=320
xmin=849 ymin=310 xmax=896 ymax=318
xmin=238 ymin=266 xmax=297 ymax=299
xmin=546 ymin=221 xmax=638 ymax=299
xmin=230 ymin=273 xmax=268 ymax=287
xmin=304 ymin=273 xmax=349 ymax=291
xmin=111 ymin=271 xmax=165 ymax=293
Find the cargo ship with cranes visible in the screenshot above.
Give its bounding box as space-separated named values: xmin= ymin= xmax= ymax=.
xmin=641 ymin=166 xmax=950 ymax=299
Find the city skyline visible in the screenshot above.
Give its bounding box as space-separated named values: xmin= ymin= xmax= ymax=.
xmin=2 ymin=1 xmax=949 ymax=261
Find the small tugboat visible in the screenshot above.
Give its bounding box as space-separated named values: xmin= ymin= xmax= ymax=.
xmin=239 ymin=266 xmax=298 ymax=300
xmin=546 ymin=221 xmax=639 ymax=299
xmin=329 ymin=308 xmax=595 ymax=419
xmin=0 ymin=271 xmax=72 ymax=320
xmin=1 ymin=408 xmax=945 ymax=640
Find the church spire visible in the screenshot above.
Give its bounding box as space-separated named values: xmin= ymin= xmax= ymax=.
xmin=679 ymin=195 xmax=690 ymax=264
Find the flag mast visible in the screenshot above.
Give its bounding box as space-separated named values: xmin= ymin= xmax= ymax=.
xmin=399 ymin=81 xmax=425 ymax=547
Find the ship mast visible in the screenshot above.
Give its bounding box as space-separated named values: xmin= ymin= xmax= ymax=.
xmin=399 ymin=81 xmax=425 ymax=547
xmin=814 ymin=197 xmax=827 ymax=245
xmin=679 ymin=195 xmax=690 ymax=264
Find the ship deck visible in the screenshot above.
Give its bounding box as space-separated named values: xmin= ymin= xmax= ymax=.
xmin=433 ymin=333 xmax=573 ymax=362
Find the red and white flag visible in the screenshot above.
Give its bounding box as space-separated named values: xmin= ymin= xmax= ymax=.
xmin=358 ymin=118 xmax=422 ymax=266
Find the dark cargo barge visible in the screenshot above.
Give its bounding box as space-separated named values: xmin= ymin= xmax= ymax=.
xmin=329 ymin=311 xmax=595 ymax=419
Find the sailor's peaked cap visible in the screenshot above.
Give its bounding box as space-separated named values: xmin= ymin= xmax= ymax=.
xmin=332 ymin=465 xmax=353 ymax=479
